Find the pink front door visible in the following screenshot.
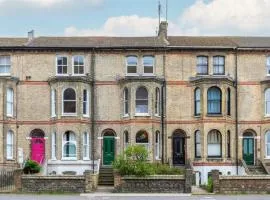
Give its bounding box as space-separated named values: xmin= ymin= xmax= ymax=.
xmin=31 ymin=138 xmax=45 ymax=164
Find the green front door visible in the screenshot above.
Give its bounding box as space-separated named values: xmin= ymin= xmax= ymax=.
xmin=243 ymin=137 xmax=254 ymax=165
xmin=103 ymin=137 xmax=115 ymax=165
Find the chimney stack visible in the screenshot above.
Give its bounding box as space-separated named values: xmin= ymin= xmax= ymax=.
xmin=28 ymin=30 xmax=34 ymax=42
xmin=158 ymin=21 xmax=168 ymax=39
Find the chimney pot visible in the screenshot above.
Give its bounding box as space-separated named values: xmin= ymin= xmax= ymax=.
xmin=158 ymin=21 xmax=168 ymax=39
xmin=28 ymin=30 xmax=34 ymax=41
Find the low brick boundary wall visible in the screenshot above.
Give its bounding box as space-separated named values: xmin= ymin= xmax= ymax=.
xmin=212 ymin=169 xmax=270 ymax=194
xmin=114 ymin=169 xmax=192 ymax=193
xmin=17 ymin=170 xmax=98 ymax=193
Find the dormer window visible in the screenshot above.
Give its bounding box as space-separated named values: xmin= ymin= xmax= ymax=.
xmin=56 ymin=56 xmax=68 ymax=75
xmin=0 ymin=56 xmax=11 ymax=75
xmin=126 ymin=56 xmax=138 ymax=75
xmin=73 ymin=55 xmax=84 ymax=75
xmin=143 ymin=56 xmax=154 ymax=75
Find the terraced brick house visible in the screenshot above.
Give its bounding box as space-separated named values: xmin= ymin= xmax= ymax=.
xmin=1 ymin=22 xmax=270 ymax=183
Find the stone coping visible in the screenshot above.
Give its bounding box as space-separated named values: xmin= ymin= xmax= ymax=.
xmin=220 ymin=175 xmax=270 ymax=180
xmin=122 ymin=175 xmax=185 ymax=180
xmin=22 ymin=175 xmax=85 ymax=180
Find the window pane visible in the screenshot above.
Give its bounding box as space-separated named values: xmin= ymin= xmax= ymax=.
xmin=143 ymin=56 xmax=154 ymax=66
xmin=127 ymin=65 xmax=137 ymax=73
xmin=136 ymin=131 xmax=148 ymax=143
xmin=64 ymin=89 xmax=76 ymax=100
xmin=64 ymin=143 xmax=76 ymax=157
xmin=127 ymin=56 xmax=137 ymax=65
xmin=208 ymin=144 xmax=221 ymax=156
xmin=64 ymin=102 xmax=76 ymax=113
xmin=136 ymin=100 xmax=148 ymax=113
xmin=144 ymin=66 xmax=153 ymax=74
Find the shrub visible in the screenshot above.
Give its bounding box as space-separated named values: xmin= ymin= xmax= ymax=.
xmin=153 ymin=163 xmax=184 ymax=175
xmin=207 ymin=176 xmax=213 ymax=193
xmin=23 ymin=159 xmax=41 ymax=174
xmin=124 ymin=145 xmax=148 ymax=162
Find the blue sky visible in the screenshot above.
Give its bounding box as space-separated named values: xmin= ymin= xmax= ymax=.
xmin=1 ymin=0 xmax=270 ymax=37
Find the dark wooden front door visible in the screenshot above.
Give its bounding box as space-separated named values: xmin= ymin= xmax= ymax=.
xmin=243 ymin=137 xmax=254 ymax=165
xmin=173 ymin=136 xmax=185 ymax=165
xmin=103 ymin=137 xmax=115 ymax=165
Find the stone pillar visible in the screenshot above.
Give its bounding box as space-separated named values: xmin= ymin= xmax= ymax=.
xmin=212 ymin=170 xmax=220 ymax=193
xmin=84 ymin=170 xmax=98 ymax=193
xmin=184 ymin=169 xmax=193 ymax=193
xmin=13 ymin=169 xmax=23 ymax=192
xmin=113 ymin=170 xmax=122 ymax=192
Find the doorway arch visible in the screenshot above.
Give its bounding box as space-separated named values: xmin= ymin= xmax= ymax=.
xmin=172 ymin=129 xmax=186 ymax=165
xmin=30 ymin=129 xmax=45 ymax=164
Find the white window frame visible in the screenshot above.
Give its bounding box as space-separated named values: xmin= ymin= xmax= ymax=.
xmin=265 ymin=131 xmax=270 ymax=158
xmin=155 ymin=88 xmax=161 ymax=116
xmin=123 ymin=88 xmax=129 ymax=116
xmin=265 ymin=88 xmax=270 ymax=116
xmin=51 ymin=132 xmax=56 ymax=160
xmin=267 ymin=57 xmax=270 ymax=76
xmin=83 ymin=132 xmax=90 ymax=160
xmin=56 ymin=55 xmax=68 ymax=76
xmin=51 ymin=89 xmax=56 ymax=117
xmin=195 ymin=130 xmax=201 ymax=158
xmin=135 ymin=87 xmax=149 ymax=115
xmin=124 ymin=131 xmax=129 ymax=151
xmin=126 ymin=56 xmax=138 ymax=76
xmin=62 ymin=88 xmax=77 ymax=116
xmin=83 ymin=89 xmax=89 ymax=117
xmin=0 ymin=56 xmax=11 ymax=76
xmin=194 ymin=88 xmax=201 ymax=116
xmin=196 ymin=56 xmax=208 ymax=75
xmin=72 ymin=55 xmax=85 ymax=76
xmin=155 ymin=131 xmax=161 ymax=160
xmin=62 ymin=132 xmax=77 ymax=160
xmin=6 ymin=88 xmax=14 ymax=117
xmin=6 ymin=130 xmax=13 ymax=160
xmin=143 ymin=56 xmax=155 ymax=76
xmin=213 ymin=56 xmax=225 ymax=75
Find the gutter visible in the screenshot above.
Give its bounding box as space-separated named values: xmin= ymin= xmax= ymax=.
xmin=90 ymin=49 xmax=96 ymax=174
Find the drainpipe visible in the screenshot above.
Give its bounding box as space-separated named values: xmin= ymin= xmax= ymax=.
xmin=90 ymin=49 xmax=96 ymax=174
xmin=15 ymin=78 xmax=19 ymax=167
xmin=234 ymin=48 xmax=239 ymax=175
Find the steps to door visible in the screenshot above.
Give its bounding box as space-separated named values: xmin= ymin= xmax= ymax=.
xmin=248 ymin=165 xmax=267 ymax=175
xmin=98 ymin=167 xmax=114 ymax=186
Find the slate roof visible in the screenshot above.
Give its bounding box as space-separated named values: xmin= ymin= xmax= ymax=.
xmin=2 ymin=35 xmax=270 ymax=49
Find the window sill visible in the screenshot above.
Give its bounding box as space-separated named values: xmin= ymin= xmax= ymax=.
xmin=154 ymin=114 xmax=161 ymax=118
xmin=61 ymin=158 xmax=77 ymax=161
xmin=6 ymin=158 xmax=15 ymax=161
xmin=134 ymin=113 xmax=150 ymax=117
xmin=62 ymin=113 xmax=77 ymax=117
xmin=207 ymin=114 xmax=222 ymax=117
xmin=0 ymin=74 xmax=11 ymax=76
xmin=155 ymin=158 xmax=161 ymax=161
xmin=72 ymin=74 xmax=86 ymax=76
xmin=83 ymin=158 xmax=90 ymax=161
xmin=122 ymin=114 xmax=129 ymax=118
xmin=264 ymin=115 xmax=270 ymax=118
xmin=207 ymin=157 xmax=222 ymax=161
xmin=194 ymin=114 xmax=201 ymax=118
xmin=83 ymin=115 xmax=90 ymax=118
xmin=56 ymin=74 xmax=69 ymax=76
xmin=6 ymin=115 xmax=14 ymax=118
xmin=142 ymin=74 xmax=155 ymax=77
xmin=126 ymin=74 xmax=139 ymax=77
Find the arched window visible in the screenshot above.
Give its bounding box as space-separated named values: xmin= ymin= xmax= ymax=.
xmin=194 ymin=88 xmax=201 ymax=116
xmin=207 ymin=87 xmax=222 ymax=114
xmin=155 ymin=131 xmax=161 ymax=160
xmin=63 ymin=88 xmax=76 ymax=114
xmin=136 ymin=87 xmax=148 ymax=114
xmin=63 ymin=131 xmax=76 ymax=159
xmin=155 ymin=88 xmax=161 ymax=115
xmin=227 ymin=88 xmax=231 ymax=116
xmin=207 ymin=130 xmax=222 ymax=157
xmin=227 ymin=130 xmax=231 ymax=158
xmin=126 ymin=56 xmax=138 ymax=75
xmin=51 ymin=132 xmax=56 ymax=160
xmin=83 ymin=132 xmax=90 ymax=160
xmin=124 ymin=131 xmax=129 ymax=150
xmin=265 ymin=88 xmax=270 ymax=116
xmin=265 ymin=131 xmax=270 ymax=158
xmin=195 ymin=130 xmax=201 ymax=158
xmin=51 ymin=89 xmax=56 ymax=117
xmin=6 ymin=130 xmax=13 ymax=160
xmin=123 ymin=88 xmax=129 ymax=115
xmin=6 ymin=88 xmax=14 ymax=117
xmin=136 ymin=130 xmax=149 ymax=152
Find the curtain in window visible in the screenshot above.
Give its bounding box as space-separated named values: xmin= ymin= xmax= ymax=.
xmin=136 ymin=87 xmax=148 ymax=113
xmin=194 ymin=88 xmax=201 ymax=115
xmin=136 ymin=130 xmax=149 ymax=152
xmin=6 ymin=130 xmax=13 ymax=159
xmin=207 ymin=87 xmax=221 ymax=114
xmin=195 ymin=131 xmax=201 ymax=157
xmin=63 ymin=132 xmax=76 ymax=158
xmin=83 ymin=132 xmax=89 ymax=159
xmin=265 ymin=89 xmax=270 ymax=115
xmin=266 ymin=131 xmax=270 ymax=157
xmin=196 ymin=56 xmax=208 ymax=74
xmin=207 ymin=130 xmax=221 ymax=157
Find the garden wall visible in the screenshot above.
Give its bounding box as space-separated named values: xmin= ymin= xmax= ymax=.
xmin=16 ymin=170 xmax=98 ymax=193
xmin=114 ymin=169 xmax=192 ymax=193
xmin=212 ymin=170 xmax=270 ymax=194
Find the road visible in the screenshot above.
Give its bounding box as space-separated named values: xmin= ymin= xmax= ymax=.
xmin=0 ymin=194 xmax=270 ymax=200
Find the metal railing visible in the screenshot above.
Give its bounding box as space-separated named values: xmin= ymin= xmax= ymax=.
xmin=0 ymin=170 xmax=15 ymax=192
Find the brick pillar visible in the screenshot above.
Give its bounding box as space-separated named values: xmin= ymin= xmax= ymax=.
xmin=184 ymin=169 xmax=193 ymax=193
xmin=212 ymin=170 xmax=220 ymax=193
xmin=84 ymin=170 xmax=96 ymax=193
xmin=113 ymin=170 xmax=122 ymax=192
xmin=13 ymin=169 xmax=23 ymax=192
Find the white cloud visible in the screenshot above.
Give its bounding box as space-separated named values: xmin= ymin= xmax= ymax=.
xmin=180 ymin=0 xmax=270 ymax=35
xmin=64 ymin=15 xmax=196 ymax=36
